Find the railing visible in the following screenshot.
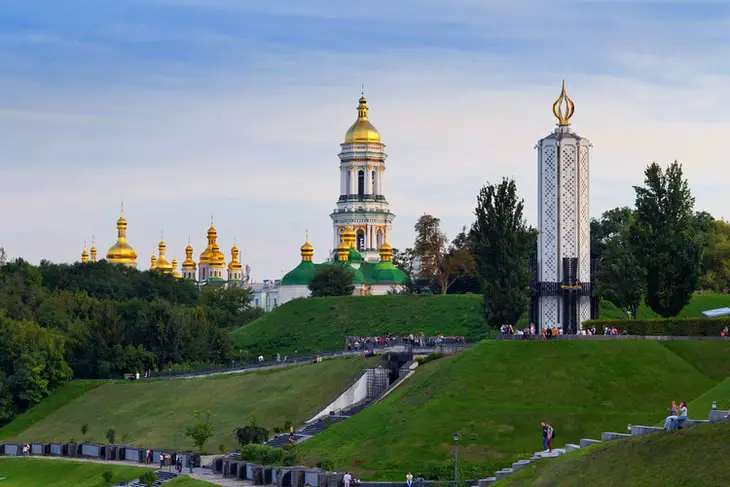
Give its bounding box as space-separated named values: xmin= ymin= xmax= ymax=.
xmin=496 ymin=334 xmax=730 ymax=341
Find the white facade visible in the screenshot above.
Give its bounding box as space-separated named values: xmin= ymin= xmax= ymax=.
xmin=251 ymin=280 xmax=281 ymax=312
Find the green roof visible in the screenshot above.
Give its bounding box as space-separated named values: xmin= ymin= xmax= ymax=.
xmin=348 ymin=248 xmax=363 ymax=264
xmin=281 ymin=260 xmax=317 ymax=285
xmin=372 ymin=261 xmax=409 ymax=284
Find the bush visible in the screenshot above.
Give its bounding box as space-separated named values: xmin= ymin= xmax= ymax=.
xmin=239 ymin=444 xmax=289 ymax=465
xmin=316 ymin=455 xmax=334 ymax=471
xmin=138 ymin=471 xmax=158 ymax=486
xmin=584 ymin=317 xmax=730 ymax=336
xmin=105 ymin=427 xmax=116 ymax=444
xmin=102 ymin=471 xmax=113 ymax=485
xmin=415 ymin=352 xmax=444 ymax=365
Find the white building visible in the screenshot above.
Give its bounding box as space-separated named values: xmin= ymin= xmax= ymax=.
xmin=531 ymin=82 xmax=597 ymax=333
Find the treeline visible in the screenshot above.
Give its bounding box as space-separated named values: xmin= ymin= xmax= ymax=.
xmin=0 ymin=257 xmax=262 ymax=424
xmin=395 ymin=161 xmax=726 ymax=323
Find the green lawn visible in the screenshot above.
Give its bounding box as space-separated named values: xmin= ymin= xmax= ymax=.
xmin=597 ymin=292 xmax=730 ymax=320
xmin=166 ymin=476 xmax=220 ymax=486
xmin=0 ymin=357 xmax=371 ymax=452
xmin=497 ymin=422 xmax=730 ymax=487
xmin=0 ymin=381 xmax=103 ymax=441
xmin=229 ymin=294 xmax=487 ymax=359
xmin=297 ymin=340 xmax=730 ymax=480
xmin=0 ymin=458 xmax=148 ymax=487
xmin=688 ymin=377 xmax=730 ymax=415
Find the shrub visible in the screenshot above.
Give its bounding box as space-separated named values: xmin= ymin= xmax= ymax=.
xmin=584 ymin=317 xmax=730 ymax=336
xmin=316 ymin=456 xmax=334 ymax=471
xmin=138 ymin=471 xmax=158 ymax=486
xmin=239 ymin=444 xmax=287 ymax=465
xmin=105 ymin=427 xmax=116 ymax=444
xmin=102 ymin=471 xmax=113 ymax=485
xmin=415 ymin=352 xmax=445 ymax=365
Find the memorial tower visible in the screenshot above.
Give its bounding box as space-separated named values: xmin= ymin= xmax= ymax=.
xmin=530 ymin=82 xmax=598 ymax=333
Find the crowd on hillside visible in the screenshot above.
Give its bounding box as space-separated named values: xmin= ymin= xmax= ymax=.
xmin=346 ymin=334 xmax=465 ymax=350
xmin=500 ymin=323 xmax=628 ymax=338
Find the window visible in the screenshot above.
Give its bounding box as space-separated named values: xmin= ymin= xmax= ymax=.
xmin=371 ymin=171 xmax=376 ymax=194
xmin=357 ymin=170 xmax=365 ymax=199
xmin=357 ymin=231 xmax=365 ymax=250
xmin=346 ymin=171 xmax=351 ymax=194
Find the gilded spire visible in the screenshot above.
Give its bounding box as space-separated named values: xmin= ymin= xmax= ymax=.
xmin=156 ymin=236 xmax=173 ymax=274
xmin=106 ymin=206 xmax=137 ymax=266
xmin=90 ymin=234 xmax=97 ymax=263
xmin=552 ymin=80 xmax=575 ymax=126
xmin=228 ymin=241 xmax=243 ymax=272
xmin=172 ymin=257 xmax=182 ymax=279
xmin=183 ymin=239 xmax=197 ymax=271
xmin=344 ymin=89 xmax=381 ymax=143
xmin=81 ymin=241 xmax=89 ymax=264
xmin=150 ymin=247 xmax=157 ymax=269
xmin=336 ymin=230 xmax=350 ymax=262
xmin=300 ymin=230 xmax=314 ymax=262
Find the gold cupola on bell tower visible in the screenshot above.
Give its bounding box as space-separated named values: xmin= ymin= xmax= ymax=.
xmin=106 ymin=204 xmax=138 ymax=267
xmin=155 ymin=234 xmax=173 ymax=274
xmin=344 ymin=89 xmax=381 ymax=144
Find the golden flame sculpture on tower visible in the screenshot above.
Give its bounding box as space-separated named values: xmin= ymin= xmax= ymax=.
xmin=552 ymin=80 xmax=575 ymax=127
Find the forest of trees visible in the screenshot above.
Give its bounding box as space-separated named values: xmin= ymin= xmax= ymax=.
xmin=0 ymin=257 xmax=262 ymax=425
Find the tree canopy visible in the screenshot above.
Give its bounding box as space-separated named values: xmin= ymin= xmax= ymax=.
xmin=308 ymin=265 xmax=355 ymax=297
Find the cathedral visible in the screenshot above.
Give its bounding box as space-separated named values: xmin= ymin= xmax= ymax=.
xmin=81 ymin=211 xmax=249 ymax=288
xmin=277 ymin=91 xmax=408 ymax=304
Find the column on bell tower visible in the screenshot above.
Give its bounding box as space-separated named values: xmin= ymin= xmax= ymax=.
xmin=532 ymin=81 xmax=595 ymax=334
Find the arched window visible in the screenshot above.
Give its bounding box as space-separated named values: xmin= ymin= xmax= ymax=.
xmin=358 ymin=170 xmax=365 ymax=199
xmin=357 ymin=230 xmax=365 ymax=251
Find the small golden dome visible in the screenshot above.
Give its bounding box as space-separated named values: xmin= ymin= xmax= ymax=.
xmin=341 ymin=225 xmax=357 ymax=249
xmin=209 ymin=242 xmax=225 ymax=268
xmin=228 ymin=243 xmax=243 ymax=272
xmin=344 ymin=93 xmax=381 ymax=144
xmin=150 ymin=252 xmax=157 ymax=269
xmin=379 ymin=242 xmax=393 ymax=262
xmin=336 ymin=241 xmax=350 ymax=262
xmin=300 ymin=232 xmax=314 ymax=262
xmin=90 ymin=239 xmax=97 ymax=263
xmin=106 ymin=211 xmax=137 ymax=266
xmin=172 ymin=257 xmax=182 ymax=279
xmin=155 ymin=239 xmax=173 ymax=274
xmin=81 ymin=244 xmax=89 ymax=264
xmin=182 ymin=241 xmax=197 ymax=271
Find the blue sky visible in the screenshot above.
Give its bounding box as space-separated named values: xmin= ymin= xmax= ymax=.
xmin=2 ymin=1 xmax=730 ymax=279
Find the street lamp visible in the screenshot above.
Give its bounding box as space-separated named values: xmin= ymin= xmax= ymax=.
xmin=452 ymin=432 xmax=461 ymax=485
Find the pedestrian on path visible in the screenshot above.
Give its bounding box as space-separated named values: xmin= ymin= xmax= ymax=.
xmin=406 ymin=472 xmax=413 ymax=487
xmin=541 ymin=422 xmax=548 ymax=451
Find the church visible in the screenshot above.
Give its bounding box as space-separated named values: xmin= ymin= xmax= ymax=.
xmin=276 ymin=91 xmax=408 ymax=304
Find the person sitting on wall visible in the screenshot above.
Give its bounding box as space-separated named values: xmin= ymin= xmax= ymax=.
xmin=663 ymin=401 xmax=679 ymax=431
xmin=675 ymin=401 xmax=688 ymax=429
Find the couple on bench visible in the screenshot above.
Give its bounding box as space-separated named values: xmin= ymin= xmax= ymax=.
xmin=663 ymin=401 xmax=688 ymax=431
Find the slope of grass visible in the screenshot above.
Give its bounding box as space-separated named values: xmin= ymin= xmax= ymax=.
xmin=230 ymin=295 xmax=486 ymax=358
xmin=297 ymin=340 xmax=730 ymax=480
xmin=601 ymin=292 xmax=730 ymax=320
xmin=166 ymin=476 xmax=219 ymax=486
xmin=0 ymin=357 xmax=371 ymax=451
xmin=497 ymin=422 xmax=730 ymax=487
xmin=0 ymin=458 xmax=147 ymax=487
xmin=0 ymin=381 xmax=103 ymax=441
xmin=688 ymin=377 xmax=730 ymax=414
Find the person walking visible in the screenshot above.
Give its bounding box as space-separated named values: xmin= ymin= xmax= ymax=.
xmin=343 ymin=471 xmax=352 ymax=487
xmin=406 ymin=472 xmax=413 ymax=487
xmin=541 ymin=422 xmax=548 ymax=451
xmin=546 ymin=423 xmax=555 ymax=452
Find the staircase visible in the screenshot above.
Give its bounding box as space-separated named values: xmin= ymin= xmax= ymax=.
xmin=127 ymin=470 xmax=179 ymax=486
xmin=477 ymin=412 xmax=722 ymax=485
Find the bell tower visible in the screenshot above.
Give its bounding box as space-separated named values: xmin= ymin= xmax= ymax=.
xmin=330 ymin=90 xmax=395 ymax=262
xmin=530 ymin=82 xmax=597 ymax=333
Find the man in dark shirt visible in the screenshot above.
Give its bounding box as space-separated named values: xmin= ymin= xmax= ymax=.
xmin=541 ymin=422 xmax=548 ymax=451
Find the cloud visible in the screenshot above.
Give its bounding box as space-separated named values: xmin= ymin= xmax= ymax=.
xmin=1 ymin=1 xmax=730 ymax=278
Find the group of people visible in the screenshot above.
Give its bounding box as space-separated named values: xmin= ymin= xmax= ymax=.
xmin=145 ymin=449 xmax=194 ymax=473
xmin=500 ymin=323 xmax=563 ymax=339
xmin=346 ymin=333 xmax=462 ymax=351
xmin=342 ymin=471 xmax=361 ymax=487
xmin=663 ymin=401 xmax=689 ymax=431
xmin=541 ymin=422 xmax=557 ymax=452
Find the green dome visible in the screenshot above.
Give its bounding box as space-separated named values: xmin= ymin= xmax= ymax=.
xmin=348 ymin=247 xmax=363 ymax=264
xmin=281 ymin=261 xmax=317 ymax=286
xmin=372 ymin=261 xmax=408 ymax=284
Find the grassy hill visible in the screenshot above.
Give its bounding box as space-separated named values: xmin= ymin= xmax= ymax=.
xmin=0 ymin=458 xmax=148 ymax=487
xmin=229 ymin=295 xmax=486 ymax=358
xmin=0 ymin=357 xmax=371 ymax=451
xmin=497 ymin=422 xmax=730 ymax=486
xmin=595 ymin=292 xmax=730 ymax=320
xmin=296 ymin=340 xmax=730 ymax=480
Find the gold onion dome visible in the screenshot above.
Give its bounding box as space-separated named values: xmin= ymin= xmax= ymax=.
xmin=106 ymin=213 xmax=138 ymax=265
xmin=552 ymin=80 xmax=575 ymax=126
xmin=209 ymin=243 xmax=225 ymax=268
xmin=150 ymin=250 xmax=157 ymax=270
xmin=172 ymin=258 xmax=182 ymax=279
xmin=336 ymin=231 xmax=350 ymax=262
xmin=199 ymin=222 xmax=217 ymax=265
xmin=341 ymin=225 xmax=357 ymax=248
xmin=155 ymin=238 xmax=173 ymax=274
xmin=228 ymin=243 xmax=243 ymax=271
xmin=81 ymin=243 xmax=89 ymax=264
xmin=379 ymin=242 xmax=393 ymax=261
xmin=182 ymin=241 xmax=197 ymax=270
xmin=300 ymin=233 xmax=314 ymax=262
xmin=344 ymin=91 xmax=381 ymax=144
xmin=90 ymin=239 xmax=97 ymax=263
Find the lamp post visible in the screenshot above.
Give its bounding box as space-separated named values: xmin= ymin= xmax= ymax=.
xmin=452 ymin=432 xmax=461 ymax=485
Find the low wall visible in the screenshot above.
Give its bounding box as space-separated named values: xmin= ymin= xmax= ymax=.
xmin=497 ymin=334 xmax=730 ymax=341
xmin=308 ymin=370 xmax=369 ymax=422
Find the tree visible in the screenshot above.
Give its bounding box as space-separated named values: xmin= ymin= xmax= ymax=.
xmin=443 ymin=228 xmax=480 ymax=294
xmin=630 ymin=161 xmax=702 ymax=317
xmin=234 ymin=415 xmax=269 ymax=446
xmin=0 ymin=247 xmax=6 ymax=266
xmin=413 ymin=214 xmax=448 ymax=281
xmin=471 ymin=178 xmax=533 ymax=327
xmin=105 ymin=427 xmax=116 ymax=444
xmin=590 ymin=207 xmax=635 ymax=261
xmin=308 ymin=265 xmax=355 ymax=297
xmin=185 ymin=409 xmax=214 ymax=452
xmin=200 ymin=285 xmax=261 ymax=328
xmin=596 ymin=231 xmax=645 ymax=319
xmin=698 ymin=218 xmax=730 ymax=291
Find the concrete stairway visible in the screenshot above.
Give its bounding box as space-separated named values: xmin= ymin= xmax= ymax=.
xmin=476 ymin=412 xmax=722 ymax=485
xmin=127 ymin=470 xmax=179 ymax=486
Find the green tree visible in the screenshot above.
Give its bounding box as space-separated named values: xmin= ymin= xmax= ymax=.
xmin=105 ymin=427 xmax=116 ymax=444
xmin=201 ymin=285 xmax=261 ymax=328
xmin=308 ymin=265 xmax=355 ymax=297
xmin=471 ymin=178 xmax=532 ymax=327
xmin=413 ymin=214 xmax=448 ymax=282
xmin=596 ymin=233 xmax=645 ymax=319
xmin=185 ymin=409 xmax=214 ymax=453
xmin=630 ymin=161 xmax=702 ymax=317
xmin=590 ymin=207 xmax=636 ymax=261
xmin=443 ymin=228 xmax=480 ymax=294
xmin=698 ymin=218 xmax=730 ymax=291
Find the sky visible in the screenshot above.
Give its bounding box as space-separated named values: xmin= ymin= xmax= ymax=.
xmin=2 ymin=0 xmax=730 ymax=280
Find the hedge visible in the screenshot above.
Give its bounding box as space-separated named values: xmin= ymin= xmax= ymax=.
xmin=583 ymin=317 xmax=730 ymax=336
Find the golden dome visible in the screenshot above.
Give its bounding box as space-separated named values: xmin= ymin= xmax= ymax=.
xmin=199 ymin=222 xmax=217 ymax=265
xmin=379 ymin=242 xmax=393 ymax=262
xmin=341 ymin=224 xmax=357 ymax=249
xmin=344 ymin=93 xmax=381 ymax=144
xmin=209 ymin=243 xmax=225 ymax=268
xmin=172 ymin=258 xmax=182 ymax=279
xmin=228 ymin=243 xmax=243 ymax=272
xmin=81 ymin=244 xmax=89 ymax=264
xmin=106 ymin=213 xmax=138 ymax=266
xmin=155 ymin=239 xmax=173 ymax=274
xmin=182 ymin=242 xmax=197 ymax=271
xmin=90 ymin=238 xmax=97 ymax=263
xmin=552 ymin=80 xmax=575 ymax=127
xmin=300 ymin=232 xmax=314 ymax=262
xmin=150 ymin=250 xmax=157 ymax=270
